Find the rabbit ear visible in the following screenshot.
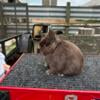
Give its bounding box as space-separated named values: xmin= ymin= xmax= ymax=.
xmin=48 ymin=30 xmax=56 ymax=40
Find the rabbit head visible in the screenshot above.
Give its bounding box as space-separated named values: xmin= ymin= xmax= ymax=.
xmin=39 ymin=30 xmax=60 ymax=56
xmin=39 ymin=30 xmax=56 ymax=48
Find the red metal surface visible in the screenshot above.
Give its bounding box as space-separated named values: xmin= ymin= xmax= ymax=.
xmin=0 ymin=86 xmax=100 ymax=100
xmin=0 ymin=53 xmax=100 ymax=100
xmin=0 ymin=54 xmax=24 ymax=83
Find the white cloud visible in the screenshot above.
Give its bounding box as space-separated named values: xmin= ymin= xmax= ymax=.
xmin=57 ymin=0 xmax=90 ymax=6
xmin=20 ymin=0 xmax=90 ymax=6
xmin=57 ymin=0 xmax=71 ymax=6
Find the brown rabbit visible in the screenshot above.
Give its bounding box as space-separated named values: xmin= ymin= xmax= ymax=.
xmin=39 ymin=30 xmax=84 ymax=76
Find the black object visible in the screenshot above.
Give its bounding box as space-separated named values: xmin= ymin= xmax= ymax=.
xmin=56 ymin=30 xmax=63 ymax=35
xmin=27 ymin=35 xmax=34 ymax=53
xmin=8 ymin=0 xmax=15 ymax=3
xmin=0 ymin=91 xmax=10 ymax=100
xmin=33 ymin=35 xmax=42 ymax=41
xmin=0 ymin=33 xmax=22 ymax=57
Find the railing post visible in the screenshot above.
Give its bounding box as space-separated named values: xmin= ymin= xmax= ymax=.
xmin=26 ymin=4 xmax=29 ymax=33
xmin=0 ymin=2 xmax=4 ymax=34
xmin=65 ymin=2 xmax=70 ymax=35
xmin=14 ymin=2 xmax=17 ymax=34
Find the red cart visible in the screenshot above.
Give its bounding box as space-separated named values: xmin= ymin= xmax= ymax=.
xmin=0 ymin=54 xmax=100 ymax=100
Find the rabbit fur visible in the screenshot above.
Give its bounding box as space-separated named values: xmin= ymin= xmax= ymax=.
xmin=39 ymin=30 xmax=84 ymax=76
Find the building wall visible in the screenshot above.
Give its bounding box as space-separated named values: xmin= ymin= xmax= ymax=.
xmin=42 ymin=0 xmax=57 ymax=6
xmin=51 ymin=0 xmax=57 ymax=6
xmin=42 ymin=0 xmax=49 ymax=6
xmin=85 ymin=0 xmax=100 ymax=6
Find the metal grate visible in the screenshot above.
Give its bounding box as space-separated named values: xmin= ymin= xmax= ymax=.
xmin=1 ymin=54 xmax=100 ymax=91
xmin=67 ymin=35 xmax=100 ymax=54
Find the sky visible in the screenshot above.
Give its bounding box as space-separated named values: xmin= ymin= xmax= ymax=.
xmin=20 ymin=0 xmax=91 ymax=6
xmin=58 ymin=0 xmax=90 ymax=6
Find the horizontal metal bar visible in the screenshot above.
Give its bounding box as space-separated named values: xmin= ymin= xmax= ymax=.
xmin=70 ymin=16 xmax=100 ymax=19
xmin=28 ymin=5 xmax=66 ymax=8
xmin=71 ymin=6 xmax=100 ymax=9
xmin=71 ymin=11 xmax=100 ymax=14
xmin=2 ymin=3 xmax=27 ymax=6
xmin=28 ymin=7 xmax=66 ymax=12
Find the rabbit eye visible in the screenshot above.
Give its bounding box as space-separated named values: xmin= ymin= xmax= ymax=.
xmin=45 ymin=41 xmax=51 ymax=46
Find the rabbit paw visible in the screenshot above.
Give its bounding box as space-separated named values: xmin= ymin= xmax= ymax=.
xmin=46 ymin=69 xmax=53 ymax=75
xmin=44 ymin=62 xmax=48 ymax=68
xmin=58 ymin=73 xmax=64 ymax=77
xmin=46 ymin=70 xmax=50 ymax=75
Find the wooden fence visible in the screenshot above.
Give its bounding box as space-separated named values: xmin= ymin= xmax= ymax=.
xmin=0 ymin=2 xmax=100 ymax=34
